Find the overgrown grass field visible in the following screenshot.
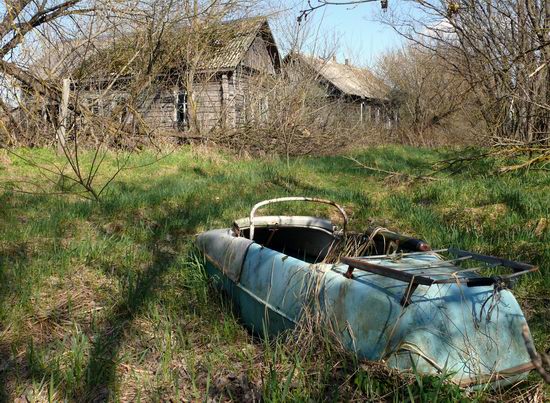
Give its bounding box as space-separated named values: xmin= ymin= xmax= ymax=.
xmin=0 ymin=146 xmax=548 ymax=401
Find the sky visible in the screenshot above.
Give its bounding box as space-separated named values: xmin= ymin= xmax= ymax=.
xmin=270 ymin=0 xmax=423 ymax=67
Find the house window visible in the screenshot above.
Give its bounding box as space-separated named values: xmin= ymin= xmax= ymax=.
xmin=176 ymin=91 xmax=187 ymax=128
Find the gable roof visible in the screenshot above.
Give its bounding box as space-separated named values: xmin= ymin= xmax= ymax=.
xmin=197 ymin=17 xmax=279 ymax=71
xmin=286 ymin=53 xmax=382 ymax=99
xmin=32 ymin=16 xmax=280 ymax=80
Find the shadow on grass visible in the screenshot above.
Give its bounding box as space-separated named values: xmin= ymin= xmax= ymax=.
xmin=0 ymin=230 xmax=31 ymax=401
xmin=82 ymin=172 xmax=325 ymax=400
xmin=0 ymin=321 xmax=10 ymax=400
xmin=0 ymin=179 xmax=208 ymax=400
xmin=83 ymin=239 xmax=174 ymax=401
xmin=82 ymin=181 xmax=221 ymax=401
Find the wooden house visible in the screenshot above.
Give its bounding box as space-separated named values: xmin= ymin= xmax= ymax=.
xmin=284 ymin=53 xmax=394 ymax=126
xmin=29 ymin=17 xmax=281 ymax=136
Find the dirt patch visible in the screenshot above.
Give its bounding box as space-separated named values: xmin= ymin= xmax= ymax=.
xmin=132 ymin=208 xmax=159 ymax=231
xmin=60 ymin=219 xmax=97 ymax=247
xmin=534 ymin=218 xmax=548 ymax=238
xmin=209 ymin=372 xmax=261 ymax=401
xmin=101 ymin=220 xmax=126 ymax=235
xmin=329 ymin=203 xmax=356 ymax=225
xmin=0 ymin=149 xmax=11 ymax=168
xmin=504 ymin=240 xmax=547 ymax=263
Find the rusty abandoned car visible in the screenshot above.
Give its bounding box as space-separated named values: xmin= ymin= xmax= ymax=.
xmin=196 ymin=197 xmax=538 ymax=387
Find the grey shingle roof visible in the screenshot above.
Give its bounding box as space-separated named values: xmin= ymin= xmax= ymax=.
xmin=197 ymin=17 xmax=270 ymax=70
xmin=294 ymin=54 xmax=381 ymax=99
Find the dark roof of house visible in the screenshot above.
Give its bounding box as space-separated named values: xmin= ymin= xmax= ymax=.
xmin=286 ymin=53 xmax=383 ymax=99
xmin=197 ymin=17 xmax=277 ymax=70
xmin=32 ymin=16 xmax=279 ymax=80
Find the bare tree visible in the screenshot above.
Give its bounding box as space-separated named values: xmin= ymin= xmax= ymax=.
xmin=384 ymin=0 xmax=550 ymax=148
xmin=213 ymin=54 xmax=385 ymax=159
xmin=376 ymin=44 xmax=482 ymax=146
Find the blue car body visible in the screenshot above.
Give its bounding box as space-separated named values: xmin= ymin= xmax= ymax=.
xmin=197 ymin=211 xmax=535 ymax=387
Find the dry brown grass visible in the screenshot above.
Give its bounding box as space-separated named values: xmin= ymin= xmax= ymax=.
xmin=439 ymin=203 xmax=509 ymax=231
xmin=0 ymin=150 xmax=11 ymax=168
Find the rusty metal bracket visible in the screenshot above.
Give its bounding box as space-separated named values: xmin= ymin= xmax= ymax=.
xmin=342 ymin=257 xmax=435 ymax=286
xmin=400 ymin=282 xmax=420 ymax=307
xmin=341 ymin=251 xmax=538 ymax=307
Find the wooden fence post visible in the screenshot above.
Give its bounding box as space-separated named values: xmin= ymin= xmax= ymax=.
xmin=56 ymin=78 xmax=70 ymax=154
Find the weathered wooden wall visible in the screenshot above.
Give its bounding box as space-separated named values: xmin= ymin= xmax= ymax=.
xmin=140 ymin=87 xmax=177 ymax=130
xmin=242 ymin=36 xmax=276 ymax=75
xmin=192 ymin=78 xmax=223 ymax=132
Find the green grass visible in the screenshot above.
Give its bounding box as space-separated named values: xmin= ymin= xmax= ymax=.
xmin=0 ymin=145 xmax=548 ymax=401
